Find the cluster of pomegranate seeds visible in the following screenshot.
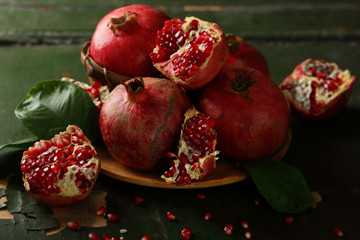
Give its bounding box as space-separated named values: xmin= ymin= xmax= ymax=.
xmin=162 ymin=108 xmax=218 ymax=185
xmin=21 ymin=125 xmax=98 ymax=197
xmin=151 ymin=17 xmax=218 ymax=81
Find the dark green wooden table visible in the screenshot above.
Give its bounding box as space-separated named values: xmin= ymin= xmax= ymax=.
xmin=1 ymin=1 xmax=360 ymax=239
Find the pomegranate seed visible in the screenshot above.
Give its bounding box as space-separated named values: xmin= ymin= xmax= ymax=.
xmin=110 ymin=238 xmax=120 ymax=240
xmin=119 ymin=229 xmax=127 ymax=234
xmin=245 ymin=230 xmax=252 ymax=239
xmin=253 ymin=198 xmax=260 ymax=206
xmin=89 ymin=233 xmax=100 ymax=240
xmin=204 ymin=212 xmax=212 ymax=220
xmin=333 ymin=227 xmax=344 ymax=237
xmin=166 ymin=211 xmax=176 ymax=221
xmin=197 ymin=193 xmax=206 ymax=200
xmin=224 ymin=223 xmax=233 ymax=235
xmin=141 ymin=234 xmax=150 ymax=240
xmin=181 ymin=228 xmax=192 ymax=240
xmin=67 ymin=221 xmax=81 ymax=230
xmin=240 ymin=220 xmax=249 ymax=229
xmin=107 ymin=213 xmax=118 ymax=222
xmin=285 ymin=217 xmax=293 ymax=225
xmin=96 ymin=206 xmax=106 ymax=216
xmin=134 ymin=196 xmax=144 ymax=205
xmin=101 ymin=234 xmax=111 ymax=240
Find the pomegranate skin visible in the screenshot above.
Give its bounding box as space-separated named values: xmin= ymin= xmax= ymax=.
xmin=197 ymin=68 xmax=291 ymax=161
xmin=90 ymin=4 xmax=170 ymax=77
xmin=220 ymin=35 xmax=271 ymax=79
xmin=99 ymin=77 xmax=192 ymax=171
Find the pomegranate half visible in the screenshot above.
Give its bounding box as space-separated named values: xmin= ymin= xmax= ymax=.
xmin=89 ymin=4 xmax=170 ymax=81
xmin=99 ymin=77 xmax=192 ymax=171
xmin=21 ymin=125 xmax=100 ymax=206
xmin=151 ymin=16 xmax=229 ymax=90
xmin=280 ymin=58 xmax=355 ymax=120
xmin=197 ymin=68 xmax=291 ymax=161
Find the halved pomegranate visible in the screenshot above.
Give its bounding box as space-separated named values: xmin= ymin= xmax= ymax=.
xmin=151 ymin=16 xmax=229 ymax=90
xmin=280 ymin=58 xmax=355 ymax=120
xmin=61 ymin=77 xmax=110 ymax=110
xmin=162 ymin=107 xmax=219 ymax=185
xmin=20 ymin=125 xmax=100 ymax=206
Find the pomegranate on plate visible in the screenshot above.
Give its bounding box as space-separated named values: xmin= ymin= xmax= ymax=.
xmin=280 ymin=58 xmax=355 ymax=120
xmin=99 ymin=77 xmax=192 ymax=171
xmin=151 ymin=16 xmax=229 ymax=90
xmin=61 ymin=77 xmax=110 ymax=110
xmin=197 ymin=68 xmax=291 ymax=162
xmin=20 ymin=125 xmax=100 ymax=206
xmin=162 ymin=107 xmax=219 ymax=185
xmin=220 ymin=34 xmax=271 ymax=79
xmin=87 ymin=4 xmax=170 ymax=87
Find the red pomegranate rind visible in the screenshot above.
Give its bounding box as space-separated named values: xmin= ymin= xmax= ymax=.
xmin=280 ymin=58 xmax=355 ymax=120
xmin=151 ymin=16 xmax=229 ymax=90
xmin=21 ymin=125 xmax=100 ymax=206
xmin=90 ymin=4 xmax=170 ymax=77
xmin=162 ymin=107 xmax=219 ymax=185
xmin=61 ymin=77 xmax=110 ymax=110
xmin=221 ymin=34 xmax=271 ymax=79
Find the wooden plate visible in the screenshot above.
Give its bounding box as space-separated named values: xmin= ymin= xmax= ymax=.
xmin=99 ymin=128 xmax=292 ymax=189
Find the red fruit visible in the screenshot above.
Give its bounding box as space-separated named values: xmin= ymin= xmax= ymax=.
xmin=224 ymin=223 xmax=233 ymax=235
xmin=161 ymin=107 xmax=219 ymax=185
xmin=99 ymin=77 xmax=192 ymax=171
xmin=181 ymin=228 xmax=192 ymax=240
xmin=67 ymin=221 xmax=81 ymax=230
xmin=198 ymin=68 xmax=291 ymax=161
xmin=280 ymin=58 xmax=355 ymax=120
xmin=61 ymin=77 xmax=110 ymax=110
xmin=151 ymin=17 xmax=229 ymax=90
xmin=221 ymin=34 xmax=271 ymax=79
xmin=21 ymin=125 xmax=100 ymax=206
xmin=89 ymin=4 xmax=170 ymax=85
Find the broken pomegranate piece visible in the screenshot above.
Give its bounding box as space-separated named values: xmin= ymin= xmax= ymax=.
xmin=280 ymin=59 xmax=355 ymax=120
xmin=151 ymin=16 xmax=229 ymax=90
xmin=21 ymin=125 xmax=100 ymax=206
xmin=61 ymin=77 xmax=110 ymax=110
xmin=162 ymin=107 xmax=219 ymax=185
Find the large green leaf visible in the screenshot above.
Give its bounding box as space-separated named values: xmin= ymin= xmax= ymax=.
xmin=244 ymin=159 xmax=314 ymax=214
xmin=14 ymin=80 xmax=99 ymax=142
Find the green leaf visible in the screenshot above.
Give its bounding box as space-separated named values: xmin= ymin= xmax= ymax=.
xmin=14 ymin=80 xmax=99 ymax=142
xmin=0 ymin=137 xmax=38 ymax=151
xmin=244 ymin=159 xmax=314 ymax=214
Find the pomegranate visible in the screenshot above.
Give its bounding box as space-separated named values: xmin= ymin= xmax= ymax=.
xmin=161 ymin=107 xmax=219 ymax=185
xmin=220 ymin=34 xmax=271 ymax=79
xmin=197 ymin=68 xmax=291 ymax=161
xmin=280 ymin=58 xmax=355 ymax=120
xmin=61 ymin=77 xmax=110 ymax=110
xmin=99 ymin=77 xmax=192 ymax=171
xmin=151 ymin=16 xmax=229 ymax=90
xmin=87 ymin=4 xmax=170 ymax=87
xmin=20 ymin=125 xmax=100 ymax=206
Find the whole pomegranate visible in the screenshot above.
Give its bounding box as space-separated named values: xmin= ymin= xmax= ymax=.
xmin=150 ymin=16 xmax=229 ymax=90
xmin=162 ymin=107 xmax=219 ymax=185
xmin=21 ymin=125 xmax=100 ymax=206
xmin=197 ymin=68 xmax=291 ymax=161
xmin=89 ymin=4 xmax=170 ymax=84
xmin=99 ymin=77 xmax=192 ymax=171
xmin=280 ymin=58 xmax=355 ymax=120
xmin=220 ymin=34 xmax=271 ymax=79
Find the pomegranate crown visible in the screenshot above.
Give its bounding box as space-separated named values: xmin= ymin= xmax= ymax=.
xmin=226 ymin=70 xmax=258 ymax=101
xmin=107 ymin=11 xmax=138 ymax=33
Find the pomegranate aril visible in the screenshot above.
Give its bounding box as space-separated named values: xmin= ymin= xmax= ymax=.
xmin=224 ymin=223 xmax=233 ymax=235
xmin=67 ymin=221 xmax=81 ymax=230
xmin=333 ymin=227 xmax=344 ymax=237
xmin=181 ymin=228 xmax=192 ymax=240
xmin=134 ymin=196 xmax=144 ymax=205
xmin=166 ymin=211 xmax=176 ymax=221
xmin=240 ymin=220 xmax=249 ymax=229
xmin=204 ymin=211 xmax=212 ymax=220
xmin=101 ymin=234 xmax=111 ymax=240
xmin=89 ymin=233 xmax=100 ymax=240
xmin=197 ymin=193 xmax=206 ymax=200
xmin=107 ymin=213 xmax=118 ymax=222
xmin=141 ymin=234 xmax=150 ymax=240
xmin=245 ymin=230 xmax=252 ymax=239
xmin=285 ymin=217 xmax=293 ymax=225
